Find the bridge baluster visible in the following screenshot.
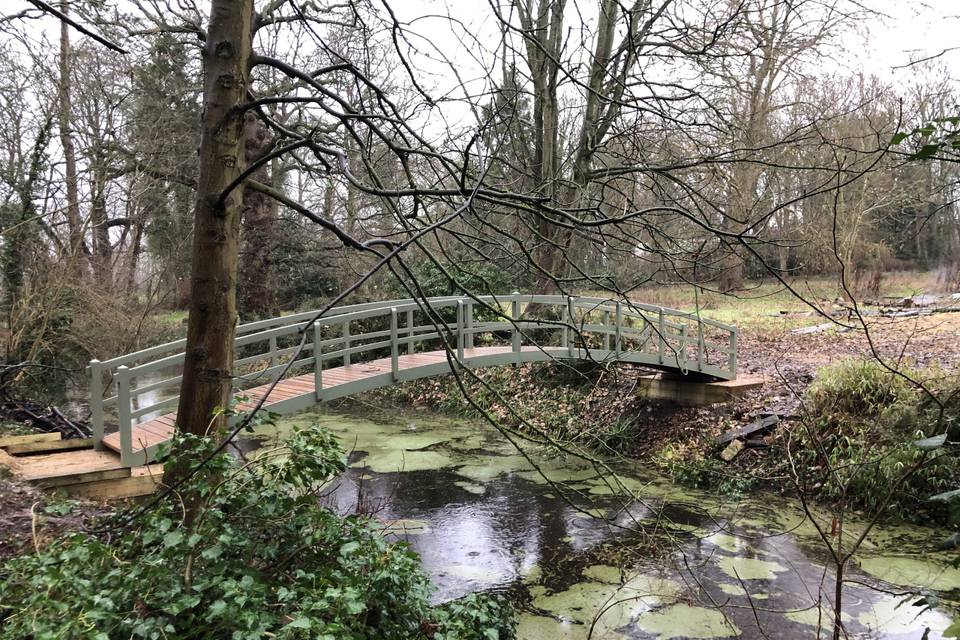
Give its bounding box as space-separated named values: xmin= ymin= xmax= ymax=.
xmin=268 ymin=335 xmax=278 ymax=370
xmin=391 ymin=308 xmax=399 ymax=381
xmin=567 ymin=296 xmax=575 ymax=357
xmin=342 ymin=321 xmax=351 ymax=367
xmin=511 ymin=292 xmax=520 ymax=361
xmin=697 ymin=319 xmax=705 ymax=372
xmin=456 ymin=300 xmax=465 ymax=362
xmin=658 ymin=309 xmax=665 ymax=364
xmin=615 ymin=302 xmax=622 ymax=356
xmin=313 ymin=322 xmax=323 ymax=401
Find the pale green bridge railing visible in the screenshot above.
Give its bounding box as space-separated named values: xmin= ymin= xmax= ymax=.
xmin=88 ymin=294 xmax=738 ymax=465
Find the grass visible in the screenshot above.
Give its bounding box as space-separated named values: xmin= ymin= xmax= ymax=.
xmin=598 ymin=270 xmax=943 ymax=329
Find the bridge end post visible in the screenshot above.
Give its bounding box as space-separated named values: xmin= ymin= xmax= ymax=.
xmin=88 ymin=359 xmax=104 ymax=451
xmin=313 ymin=323 xmax=323 ymax=401
xmin=466 ymin=301 xmax=474 ymax=350
xmin=116 ymin=365 xmax=133 ymax=466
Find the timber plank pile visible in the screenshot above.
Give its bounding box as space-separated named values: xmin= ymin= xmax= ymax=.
xmin=0 ymin=432 xmax=161 ymax=499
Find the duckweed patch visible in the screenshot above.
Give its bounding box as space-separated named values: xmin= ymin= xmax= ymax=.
xmin=716 ymin=555 xmax=788 ymax=581
xmin=634 ymin=603 xmax=741 ymax=638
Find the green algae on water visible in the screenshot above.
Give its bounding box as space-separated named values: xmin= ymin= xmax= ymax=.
xmin=635 ymin=603 xmax=741 ymax=638
xmin=857 ymin=555 xmax=960 ymax=591
xmin=717 ymin=555 xmax=788 ymax=581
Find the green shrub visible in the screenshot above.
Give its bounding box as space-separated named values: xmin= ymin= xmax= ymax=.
xmin=804 ymin=358 xmax=914 ymax=419
xmin=0 ymin=427 xmax=515 ymax=640
xmin=796 ymin=359 xmax=959 ymax=520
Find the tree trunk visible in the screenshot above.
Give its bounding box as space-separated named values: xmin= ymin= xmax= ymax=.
xmin=238 ymin=114 xmax=279 ymax=319
xmin=168 ymin=0 xmax=254 ymax=483
xmin=57 ymin=1 xmax=85 ymax=271
xmin=90 ymin=165 xmax=113 ymax=287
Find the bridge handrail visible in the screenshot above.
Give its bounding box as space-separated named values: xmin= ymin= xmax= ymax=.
xmin=88 ymin=294 xmax=738 ymax=462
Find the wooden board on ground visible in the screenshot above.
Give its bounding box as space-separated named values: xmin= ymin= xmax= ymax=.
xmin=8 ymin=449 xmax=131 ymax=487
xmin=716 ymin=415 xmax=779 ymax=445
xmin=65 ymin=468 xmax=163 ymax=500
xmin=6 ymin=438 xmax=93 ymax=456
xmin=0 ymin=432 xmax=60 ymax=447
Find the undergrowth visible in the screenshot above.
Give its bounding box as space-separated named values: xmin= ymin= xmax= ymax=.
xmin=0 ymin=426 xmax=515 ymax=640
xmin=377 ymin=361 xmax=643 ymax=455
xmin=790 ymin=359 xmax=960 ymax=521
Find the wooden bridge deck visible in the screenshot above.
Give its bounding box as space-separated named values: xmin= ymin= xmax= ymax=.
xmin=102 ymin=345 xmax=543 ymax=458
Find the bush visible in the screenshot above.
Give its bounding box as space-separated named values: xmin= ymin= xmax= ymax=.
xmin=796 ymin=359 xmax=959 ymax=520
xmin=0 ymin=426 xmax=515 ymax=640
xmin=804 ymin=358 xmax=914 ymax=419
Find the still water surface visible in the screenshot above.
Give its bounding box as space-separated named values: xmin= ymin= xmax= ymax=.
xmin=247 ymin=407 xmax=956 ymax=639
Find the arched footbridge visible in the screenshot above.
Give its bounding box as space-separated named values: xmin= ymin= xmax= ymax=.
xmin=88 ymin=294 xmax=738 ymax=466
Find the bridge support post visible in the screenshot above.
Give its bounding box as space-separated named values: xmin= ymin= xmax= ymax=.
xmin=342 ymin=321 xmax=351 ymax=367
xmin=116 ymin=365 xmax=133 ymax=466
xmin=88 ymin=360 xmax=104 ymax=450
xmin=313 ymin=323 xmax=323 ymax=401
xmin=391 ymin=308 xmax=399 ymax=381
xmin=567 ymin=296 xmax=575 ymax=358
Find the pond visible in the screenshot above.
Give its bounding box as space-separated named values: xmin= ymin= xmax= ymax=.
xmin=244 ymin=407 xmax=956 ymax=639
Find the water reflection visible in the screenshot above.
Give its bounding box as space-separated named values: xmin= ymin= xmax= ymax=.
xmin=246 ymin=408 xmax=957 ymax=639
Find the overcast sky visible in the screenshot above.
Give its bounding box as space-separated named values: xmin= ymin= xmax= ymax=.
xmin=861 ymin=1 xmax=960 ymax=75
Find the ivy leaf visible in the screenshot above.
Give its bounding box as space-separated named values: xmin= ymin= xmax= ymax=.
xmin=339 ymin=541 xmax=360 ymax=557
xmin=914 ymin=433 xmax=947 ymax=451
xmin=891 ymin=132 xmax=909 ymax=145
xmin=162 ymin=530 xmax=184 ymax=548
xmin=284 ymin=616 xmax=313 ymax=630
